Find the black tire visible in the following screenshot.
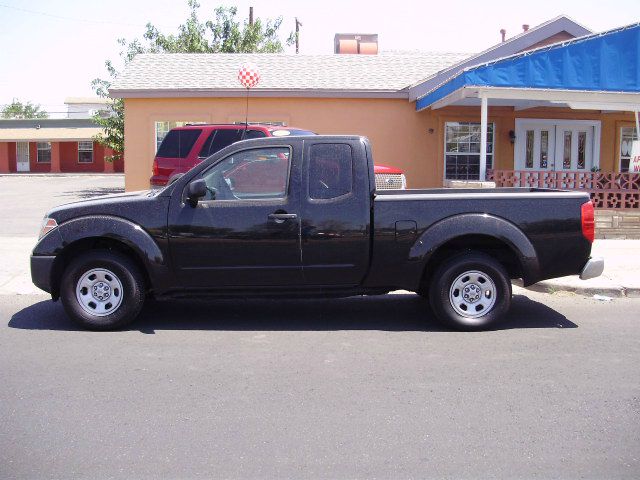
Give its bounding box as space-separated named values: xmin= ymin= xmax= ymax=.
xmin=428 ymin=252 xmax=511 ymax=331
xmin=60 ymin=250 xmax=146 ymax=330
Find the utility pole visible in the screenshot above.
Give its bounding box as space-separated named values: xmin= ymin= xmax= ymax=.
xmin=295 ymin=17 xmax=302 ymax=54
xmin=249 ymin=6 xmax=254 ymax=26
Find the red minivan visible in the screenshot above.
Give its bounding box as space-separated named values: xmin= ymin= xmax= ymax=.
xmin=150 ymin=124 xmax=406 ymax=189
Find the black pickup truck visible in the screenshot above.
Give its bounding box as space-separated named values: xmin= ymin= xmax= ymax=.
xmin=31 ymin=135 xmax=603 ymax=331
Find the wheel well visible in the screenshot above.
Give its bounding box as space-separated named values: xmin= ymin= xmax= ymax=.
xmin=50 ymin=237 xmax=151 ymax=299
xmin=419 ymin=234 xmax=523 ymax=292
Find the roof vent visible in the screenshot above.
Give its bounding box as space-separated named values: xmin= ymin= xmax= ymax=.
xmin=522 ymin=24 xmax=530 ymax=32
xmin=500 ymin=28 xmax=506 ymax=42
xmin=334 ymin=34 xmax=378 ymax=54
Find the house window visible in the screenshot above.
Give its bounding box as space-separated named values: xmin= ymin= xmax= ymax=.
xmin=620 ymin=127 xmax=638 ymax=173
xmin=155 ymin=121 xmax=197 ymax=152
xmin=78 ymin=141 xmax=93 ymax=163
xmin=445 ymin=122 xmax=494 ymax=180
xmin=36 ymin=142 xmax=51 ymax=163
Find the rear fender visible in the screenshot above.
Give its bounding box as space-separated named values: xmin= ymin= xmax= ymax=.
xmin=409 ymin=214 xmax=540 ymax=284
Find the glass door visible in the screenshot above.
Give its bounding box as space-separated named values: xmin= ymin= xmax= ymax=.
xmin=518 ymin=127 xmax=555 ymax=170
xmin=555 ymin=127 xmax=593 ymax=171
xmin=16 ymin=142 xmax=30 ymax=172
xmin=516 ymin=120 xmax=597 ymax=171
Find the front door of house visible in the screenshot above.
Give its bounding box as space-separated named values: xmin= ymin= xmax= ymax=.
xmin=515 ymin=120 xmax=598 ymax=171
xmin=16 ymin=142 xmax=30 ymax=172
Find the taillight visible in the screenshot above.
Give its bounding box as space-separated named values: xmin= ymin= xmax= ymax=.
xmin=152 ymin=158 xmax=159 ymax=176
xmin=581 ymin=201 xmax=595 ymax=243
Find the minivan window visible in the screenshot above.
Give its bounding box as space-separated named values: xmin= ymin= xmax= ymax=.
xmin=156 ymin=129 xmax=201 ymax=158
xmin=199 ymin=129 xmax=244 ymax=158
xmin=243 ymin=129 xmax=268 ymax=140
xmin=309 ymin=144 xmax=353 ymax=200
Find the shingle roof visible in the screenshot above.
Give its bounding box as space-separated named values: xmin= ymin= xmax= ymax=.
xmin=109 ymin=52 xmax=470 ymax=98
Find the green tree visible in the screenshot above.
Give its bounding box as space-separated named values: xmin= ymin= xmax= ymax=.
xmin=93 ymin=1 xmax=292 ymax=161
xmin=1 ymin=99 xmax=48 ymax=119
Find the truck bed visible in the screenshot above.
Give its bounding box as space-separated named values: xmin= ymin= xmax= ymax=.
xmin=369 ymin=187 xmax=592 ymax=290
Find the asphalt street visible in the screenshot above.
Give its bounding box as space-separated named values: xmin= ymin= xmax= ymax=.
xmin=1 ymin=290 xmax=639 ymax=479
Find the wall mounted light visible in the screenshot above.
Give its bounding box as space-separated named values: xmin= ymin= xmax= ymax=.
xmin=508 ymin=130 xmax=516 ymax=144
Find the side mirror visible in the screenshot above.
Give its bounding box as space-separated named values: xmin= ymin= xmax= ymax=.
xmin=187 ymin=179 xmax=207 ymax=207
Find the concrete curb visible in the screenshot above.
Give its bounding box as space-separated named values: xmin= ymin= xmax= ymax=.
xmin=515 ymin=279 xmax=640 ymax=298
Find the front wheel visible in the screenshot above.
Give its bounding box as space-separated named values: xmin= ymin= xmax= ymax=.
xmin=60 ymin=250 xmax=146 ymax=330
xmin=429 ymin=252 xmax=511 ymax=331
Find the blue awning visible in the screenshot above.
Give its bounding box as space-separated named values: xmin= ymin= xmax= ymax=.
xmin=416 ymin=23 xmax=640 ymax=111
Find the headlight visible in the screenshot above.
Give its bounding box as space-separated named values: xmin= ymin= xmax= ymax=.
xmin=400 ymin=174 xmax=407 ymax=190
xmin=39 ymin=217 xmax=58 ymax=239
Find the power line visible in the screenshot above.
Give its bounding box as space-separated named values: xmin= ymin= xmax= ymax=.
xmin=0 ymin=3 xmax=173 ymax=29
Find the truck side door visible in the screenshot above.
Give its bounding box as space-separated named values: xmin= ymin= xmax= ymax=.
xmin=167 ymin=141 xmax=303 ymax=288
xmin=300 ymin=139 xmax=371 ymax=286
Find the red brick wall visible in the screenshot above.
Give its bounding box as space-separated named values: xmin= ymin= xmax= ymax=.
xmin=60 ymin=141 xmax=105 ymax=172
xmin=0 ymin=140 xmax=122 ymax=173
xmin=29 ymin=142 xmax=51 ymax=173
xmin=8 ymin=142 xmax=16 ymax=172
xmin=113 ymin=154 xmax=124 ymax=173
xmin=0 ymin=142 xmax=17 ymax=172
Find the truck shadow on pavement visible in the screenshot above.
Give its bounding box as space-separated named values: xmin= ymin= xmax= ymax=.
xmin=9 ymin=293 xmax=577 ymax=333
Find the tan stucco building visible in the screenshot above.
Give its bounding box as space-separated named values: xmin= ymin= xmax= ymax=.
xmin=110 ymin=16 xmax=639 ymax=192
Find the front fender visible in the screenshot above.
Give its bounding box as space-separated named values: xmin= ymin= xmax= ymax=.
xmin=409 ymin=213 xmax=540 ymax=284
xmin=34 ymin=215 xmax=165 ymax=267
xmin=32 ymin=215 xmax=170 ymax=297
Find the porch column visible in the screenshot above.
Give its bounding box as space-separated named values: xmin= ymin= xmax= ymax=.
xmin=479 ymin=95 xmax=488 ymax=181
xmin=103 ymin=147 xmax=115 ymax=173
xmin=50 ymin=142 xmax=61 ymax=173
xmin=0 ymin=142 xmax=9 ymax=173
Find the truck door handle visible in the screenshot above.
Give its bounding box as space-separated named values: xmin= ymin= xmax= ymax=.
xmin=268 ymin=212 xmax=297 ymax=223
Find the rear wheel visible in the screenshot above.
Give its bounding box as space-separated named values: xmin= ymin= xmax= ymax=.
xmin=428 ymin=252 xmax=511 ymax=331
xmin=60 ymin=250 xmax=146 ymax=330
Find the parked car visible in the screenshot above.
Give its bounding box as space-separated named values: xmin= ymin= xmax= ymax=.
xmin=31 ymin=135 xmax=602 ymax=331
xmin=151 ymin=124 xmax=406 ymax=189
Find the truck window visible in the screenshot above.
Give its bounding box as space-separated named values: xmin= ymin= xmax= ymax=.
xmin=309 ymin=144 xmax=353 ymax=200
xmin=201 ymin=147 xmax=291 ymax=200
xmin=199 ymin=129 xmax=244 ymax=158
xmin=157 ymin=129 xmax=201 ymax=158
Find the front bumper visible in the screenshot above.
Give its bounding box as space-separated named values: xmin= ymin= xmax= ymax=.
xmin=30 ymin=255 xmax=55 ymax=294
xmin=580 ymin=256 xmax=604 ymax=280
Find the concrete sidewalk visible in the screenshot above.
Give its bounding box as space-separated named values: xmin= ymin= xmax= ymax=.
xmin=525 ymin=239 xmax=640 ymax=298
xmin=1 ymin=237 xmax=638 ymax=297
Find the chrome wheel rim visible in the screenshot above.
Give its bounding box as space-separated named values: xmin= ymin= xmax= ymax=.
xmin=449 ymin=270 xmax=497 ymax=318
xmin=75 ymin=268 xmax=124 ymax=317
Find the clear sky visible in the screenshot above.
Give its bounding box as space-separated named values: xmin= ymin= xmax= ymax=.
xmin=0 ymin=0 xmax=638 ymax=114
